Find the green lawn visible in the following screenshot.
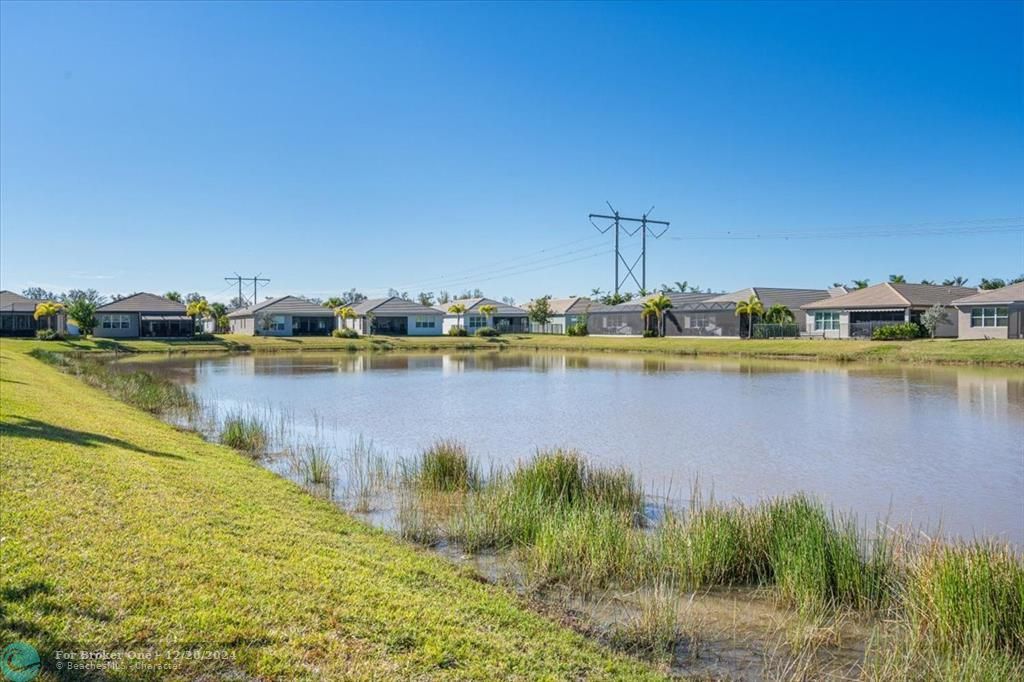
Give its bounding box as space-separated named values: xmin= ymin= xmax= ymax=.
xmin=0 ymin=347 xmax=662 ymax=680
xmin=5 ymin=332 xmax=1023 ymax=365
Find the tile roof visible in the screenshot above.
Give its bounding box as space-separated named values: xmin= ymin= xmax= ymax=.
xmin=802 ymin=283 xmax=977 ymax=310
xmin=96 ymin=292 xmax=187 ymax=314
xmin=227 ymin=296 xmax=334 ymax=318
xmin=519 ymin=297 xmax=595 ymax=315
xmin=0 ymin=290 xmax=46 ymax=313
xmin=952 ymin=282 xmax=1024 ymax=306
xmin=350 ymin=296 xmax=445 ymax=316
xmin=433 ymin=297 xmax=527 ymax=316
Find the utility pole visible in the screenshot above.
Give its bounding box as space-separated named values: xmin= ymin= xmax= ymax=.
xmin=589 ymin=204 xmax=670 ymax=295
xmin=224 ymin=273 xmax=271 ymax=307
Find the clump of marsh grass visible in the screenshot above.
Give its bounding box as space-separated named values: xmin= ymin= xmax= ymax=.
xmin=610 ymin=581 xmax=700 ymax=663
xmin=295 ymin=441 xmax=334 ymax=497
xmin=219 ymin=412 xmax=269 ymax=457
xmin=653 ymin=492 xmax=893 ymax=614
xmin=895 ymin=539 xmax=1024 ymax=663
xmin=397 ymin=491 xmax=442 ymax=546
xmin=342 ymin=436 xmax=391 ymax=512
xmin=527 ymin=506 xmax=641 ymax=591
xmin=407 ymin=439 xmax=479 ymax=492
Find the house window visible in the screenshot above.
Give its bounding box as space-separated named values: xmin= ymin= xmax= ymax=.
xmin=415 ymin=316 xmax=436 ymax=328
xmin=271 ymin=316 xmax=287 ymax=331
xmin=971 ymin=307 xmax=1008 ymax=328
xmin=468 ymin=316 xmax=486 ymax=327
xmin=101 ymin=314 xmax=131 ymax=329
xmin=814 ymin=311 xmax=840 ymax=331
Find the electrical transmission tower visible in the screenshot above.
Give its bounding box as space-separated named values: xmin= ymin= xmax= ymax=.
xmin=589 ymin=203 xmax=670 ymax=294
xmin=224 ymin=273 xmax=271 ymax=307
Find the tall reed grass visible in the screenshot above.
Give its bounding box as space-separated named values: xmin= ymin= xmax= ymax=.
xmin=219 ymin=412 xmax=269 ymax=456
xmin=407 ymin=439 xmax=479 ymax=492
xmin=30 ymin=349 xmax=197 ymax=415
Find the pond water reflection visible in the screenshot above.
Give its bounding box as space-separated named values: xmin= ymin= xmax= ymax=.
xmin=126 ymin=351 xmax=1024 ymax=543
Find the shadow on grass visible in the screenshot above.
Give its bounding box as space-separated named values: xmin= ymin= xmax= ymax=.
xmin=1 ymin=416 xmax=183 ymax=459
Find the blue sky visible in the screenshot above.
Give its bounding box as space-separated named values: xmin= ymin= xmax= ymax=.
xmin=2 ymin=1 xmax=1021 ymax=303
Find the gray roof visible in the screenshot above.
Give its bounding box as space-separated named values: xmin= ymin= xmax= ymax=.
xmin=521 ymin=297 xmax=594 ymax=315
xmin=432 ymin=297 xmax=527 ymax=316
xmin=588 ymin=292 xmax=723 ymax=313
xmin=952 ymin=282 xmax=1024 ymax=306
xmin=803 ymin=283 xmax=977 ymax=310
xmin=96 ymin=292 xmax=187 ymax=314
xmin=350 ymin=296 xmax=444 ymax=316
xmin=706 ymin=287 xmax=832 ymax=310
xmin=0 ymin=290 xmax=46 ymax=313
xmin=227 ymin=295 xmax=333 ymax=318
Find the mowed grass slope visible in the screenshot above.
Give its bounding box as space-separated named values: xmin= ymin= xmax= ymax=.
xmin=0 ymin=348 xmax=661 ymax=680
xmin=5 ymin=332 xmax=1024 ymax=365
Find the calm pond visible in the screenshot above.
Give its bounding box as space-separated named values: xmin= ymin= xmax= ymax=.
xmin=127 ymin=351 xmax=1024 ymax=544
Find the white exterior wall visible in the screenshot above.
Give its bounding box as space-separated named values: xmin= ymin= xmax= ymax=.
xmin=804 ymin=310 xmax=849 ymax=339
xmin=408 ymin=315 xmax=443 ymax=335
xmin=350 ymin=315 xmax=442 ymax=335
xmin=441 ymin=316 xmax=462 ymax=334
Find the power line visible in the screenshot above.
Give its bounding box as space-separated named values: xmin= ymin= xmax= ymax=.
xmin=589 ymin=203 xmax=670 ymax=294
xmin=365 ymin=236 xmax=610 ymax=294
xmin=224 ymin=273 xmax=271 ymax=306
xmin=667 ymin=217 xmax=1024 ymax=241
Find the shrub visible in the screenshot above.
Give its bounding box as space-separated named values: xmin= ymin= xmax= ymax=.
xmin=35 ymin=329 xmax=64 ymax=341
xmin=473 ymin=326 xmax=499 ymax=337
xmin=447 ymin=326 xmax=468 ymax=337
xmin=219 ymin=414 xmax=269 ymax=456
xmin=333 ymin=328 xmax=359 ymax=338
xmin=642 ymin=329 xmax=658 ymax=338
xmin=751 ymin=323 xmax=799 ymax=339
xmin=872 ymin=323 xmax=923 ymax=340
xmin=567 ymin=318 xmax=589 ymax=336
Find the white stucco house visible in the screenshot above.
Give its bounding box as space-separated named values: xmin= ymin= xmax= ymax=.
xmin=342 ymin=296 xmax=444 ymax=336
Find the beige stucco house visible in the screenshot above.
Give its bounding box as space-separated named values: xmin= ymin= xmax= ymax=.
xmin=952 ymin=283 xmax=1024 ymax=340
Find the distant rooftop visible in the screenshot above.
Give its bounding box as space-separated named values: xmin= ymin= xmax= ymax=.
xmin=96 ymin=292 xmax=186 ymax=314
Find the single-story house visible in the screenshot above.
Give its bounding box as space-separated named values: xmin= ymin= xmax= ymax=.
xmin=952 ymin=283 xmax=1024 ymax=340
xmin=524 ymin=297 xmax=594 ymax=334
xmin=93 ymin=292 xmax=192 ymax=338
xmin=801 ymin=282 xmax=977 ymax=339
xmin=228 ymin=296 xmax=335 ymax=336
xmin=0 ymin=290 xmax=68 ymax=337
xmin=587 ymin=292 xmax=719 ymax=336
xmin=587 ymin=287 xmax=834 ymax=337
xmin=343 ymin=297 xmax=445 ymax=336
xmin=433 ymin=297 xmax=529 ymax=334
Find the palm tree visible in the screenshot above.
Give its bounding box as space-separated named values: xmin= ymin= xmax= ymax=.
xmin=323 ymin=297 xmax=345 ymax=309
xmin=734 ymin=295 xmax=764 ymax=339
xmin=920 ymin=279 xmax=935 ymax=285
xmin=762 ymin=303 xmax=794 ymax=324
xmin=186 ymin=299 xmax=210 ymax=333
xmin=889 ymin=274 xmax=907 ymax=284
xmin=33 ymin=301 xmax=64 ymax=331
xmin=852 ymin=279 xmax=870 ymax=289
xmin=335 ymin=305 xmax=357 ymax=332
xmin=478 ymin=303 xmax=497 ymax=328
xmin=942 ymin=276 xmax=968 ymax=287
xmin=164 ymin=291 xmax=183 ymax=303
xmin=448 ymin=303 xmax=467 ymax=331
xmin=641 ymin=293 xmax=673 ymax=337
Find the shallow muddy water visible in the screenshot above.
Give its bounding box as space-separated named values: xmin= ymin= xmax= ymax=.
xmin=123 ymin=350 xmax=1024 ymax=543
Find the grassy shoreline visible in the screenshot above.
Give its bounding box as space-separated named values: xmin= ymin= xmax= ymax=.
xmin=4 ymin=332 xmax=1024 ymax=366
xmin=0 ymin=347 xmax=661 ymax=680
